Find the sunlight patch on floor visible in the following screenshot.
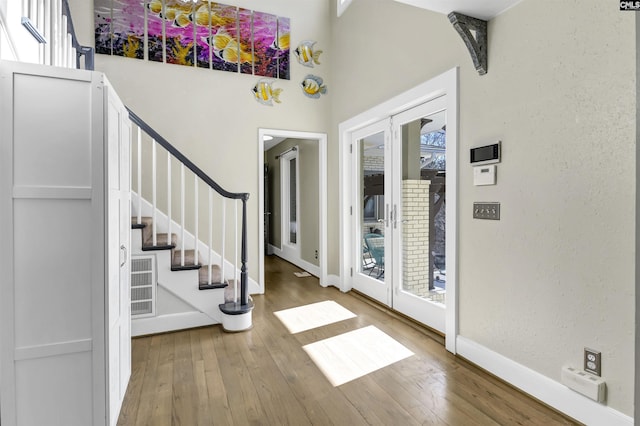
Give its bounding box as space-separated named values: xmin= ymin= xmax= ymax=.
xmin=302 ymin=325 xmax=414 ymax=386
xmin=274 ymin=300 xmax=357 ymax=334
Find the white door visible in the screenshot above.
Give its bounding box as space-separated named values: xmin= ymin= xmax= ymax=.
xmin=351 ymin=97 xmax=450 ymax=333
xmin=280 ymin=148 xmax=300 ymax=260
xmin=106 ymin=84 xmax=131 ymax=426
xmin=391 ymin=96 xmax=448 ymax=332
xmin=351 ymin=118 xmax=392 ymax=304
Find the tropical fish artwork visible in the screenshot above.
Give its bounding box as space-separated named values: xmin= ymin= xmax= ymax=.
xmin=252 ymin=79 xmax=282 ymax=106
xmin=301 ymin=75 xmax=327 ymax=99
xmin=294 ymin=40 xmax=322 ymax=68
xmin=95 ymin=1 xmax=290 ymax=78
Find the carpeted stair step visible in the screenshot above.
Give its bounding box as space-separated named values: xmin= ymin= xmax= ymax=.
xmin=199 ymin=264 xmax=227 ymax=290
xmin=171 ymin=249 xmax=202 ymax=271
xmin=142 ymin=232 xmax=177 ymax=251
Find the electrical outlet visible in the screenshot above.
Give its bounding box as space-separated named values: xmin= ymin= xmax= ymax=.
xmin=315 ymin=250 xmax=318 ymax=260
xmin=584 ymin=348 xmax=601 ymax=376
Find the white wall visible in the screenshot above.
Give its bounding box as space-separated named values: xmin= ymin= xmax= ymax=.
xmin=330 ymin=0 xmax=635 ymax=417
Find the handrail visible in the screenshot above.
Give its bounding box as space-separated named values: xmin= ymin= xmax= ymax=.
xmin=127 ymin=108 xmax=249 ymax=202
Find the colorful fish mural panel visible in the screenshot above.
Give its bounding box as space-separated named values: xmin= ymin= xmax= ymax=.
xmin=209 ymin=3 xmax=239 ymax=73
xmin=301 ymin=74 xmax=327 ymax=99
xmin=94 ymin=0 xmax=112 ymax=55
xmin=238 ymin=8 xmax=254 ymax=75
xmin=295 ymin=40 xmax=322 ymax=68
xmin=276 ymin=17 xmax=290 ymax=80
xmin=252 ymin=79 xmax=282 ymax=106
xmin=146 ymin=0 xmax=164 ymax=62
xmin=252 ymin=11 xmax=277 ymax=78
xmin=194 ymin=1 xmax=211 ymax=68
xmin=111 ymin=0 xmax=144 ymax=59
xmin=164 ymin=0 xmax=195 ymax=66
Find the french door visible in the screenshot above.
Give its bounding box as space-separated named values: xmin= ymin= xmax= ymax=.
xmin=351 ymin=96 xmax=449 ymax=333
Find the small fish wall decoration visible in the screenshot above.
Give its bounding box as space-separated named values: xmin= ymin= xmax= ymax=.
xmin=294 ymin=40 xmax=322 ymax=68
xmin=301 ymin=74 xmax=327 ymax=99
xmin=252 ymin=79 xmax=283 ymax=106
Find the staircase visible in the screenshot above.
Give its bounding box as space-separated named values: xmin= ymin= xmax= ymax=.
xmin=128 ymin=108 xmax=253 ymax=333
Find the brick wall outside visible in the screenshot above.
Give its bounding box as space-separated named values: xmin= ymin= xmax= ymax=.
xmin=402 ymin=179 xmax=430 ymax=296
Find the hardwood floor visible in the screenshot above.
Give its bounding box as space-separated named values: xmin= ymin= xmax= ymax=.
xmin=118 ymin=255 xmax=579 ymax=426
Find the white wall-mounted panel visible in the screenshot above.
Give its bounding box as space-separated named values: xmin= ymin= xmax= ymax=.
xmin=13 ymin=198 xmax=92 ymax=348
xmin=13 ymin=73 xmax=92 ymax=187
xmin=15 ymin=352 xmax=93 ymax=426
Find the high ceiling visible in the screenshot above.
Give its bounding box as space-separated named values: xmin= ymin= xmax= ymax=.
xmin=393 ymin=0 xmax=523 ymax=20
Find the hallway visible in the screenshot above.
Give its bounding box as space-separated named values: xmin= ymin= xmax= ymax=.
xmin=117 ymin=256 xmax=577 ymax=425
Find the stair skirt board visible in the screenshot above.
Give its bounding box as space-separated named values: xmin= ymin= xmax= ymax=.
xmin=131 ymin=192 xmax=260 ymax=294
xmin=132 ymin=311 xmax=218 ymax=337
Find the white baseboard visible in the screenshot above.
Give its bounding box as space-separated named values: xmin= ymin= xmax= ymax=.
xmin=456 ymin=336 xmax=633 ymax=426
xmin=268 ymin=244 xmax=321 ymax=277
xmin=132 ymin=311 xmax=217 ymax=337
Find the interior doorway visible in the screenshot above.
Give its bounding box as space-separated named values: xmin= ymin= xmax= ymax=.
xmin=258 ymin=129 xmax=328 ymax=292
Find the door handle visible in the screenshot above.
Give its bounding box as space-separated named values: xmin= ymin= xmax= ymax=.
xmin=393 ymin=205 xmax=398 ymax=229
xmin=385 ymin=204 xmax=390 ymax=227
xmin=120 ymin=244 xmax=127 ymax=267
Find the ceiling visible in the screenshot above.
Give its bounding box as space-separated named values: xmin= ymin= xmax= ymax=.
xmin=393 ymin=0 xmax=523 ymax=20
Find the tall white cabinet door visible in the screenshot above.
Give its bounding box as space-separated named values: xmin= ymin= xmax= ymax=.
xmin=105 ymin=79 xmax=131 ymax=426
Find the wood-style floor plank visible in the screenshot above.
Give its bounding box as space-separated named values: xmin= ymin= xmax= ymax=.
xmin=118 ymin=255 xmax=580 ymax=426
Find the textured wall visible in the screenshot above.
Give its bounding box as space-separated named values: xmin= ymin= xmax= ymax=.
xmin=330 ymin=0 xmax=635 ymax=416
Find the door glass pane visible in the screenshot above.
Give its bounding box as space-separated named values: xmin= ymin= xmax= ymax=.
xmin=359 ymin=131 xmax=385 ymax=281
xmin=289 ymin=157 xmax=297 ymax=244
xmin=400 ymin=111 xmax=446 ymax=305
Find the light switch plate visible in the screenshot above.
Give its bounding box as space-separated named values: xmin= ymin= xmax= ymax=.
xmin=473 ymin=202 xmax=500 ymax=220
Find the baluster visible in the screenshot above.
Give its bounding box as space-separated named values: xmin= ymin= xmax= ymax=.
xmin=194 ymin=175 xmax=199 ymax=266
xmin=137 ymin=127 xmax=142 ymax=225
xmin=208 ymin=188 xmax=213 ymax=284
xmin=221 ymin=198 xmax=226 ymax=283
xmin=152 ymin=140 xmax=157 ymax=246
xmin=234 ymin=200 xmax=238 ymax=304
xmin=167 ymin=152 xmax=171 ymax=243
xmin=241 ymin=198 xmax=248 ymax=306
xmin=67 ymin=34 xmax=74 ymax=68
xmin=43 ymin=0 xmax=51 ymax=65
xmin=54 ymin=0 xmax=61 ymax=66
xmin=180 ymin=164 xmax=185 ymax=266
xmin=33 ymin=0 xmax=45 ymax=64
xmin=61 ymin=15 xmax=67 ymax=67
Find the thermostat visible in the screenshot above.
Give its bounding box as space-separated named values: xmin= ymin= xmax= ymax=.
xmin=474 ymin=164 xmax=496 ymax=186
xmin=470 ymin=141 xmax=501 ymax=165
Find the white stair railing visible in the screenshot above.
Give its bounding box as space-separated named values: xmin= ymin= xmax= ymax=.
xmin=127 ymin=108 xmax=251 ymax=313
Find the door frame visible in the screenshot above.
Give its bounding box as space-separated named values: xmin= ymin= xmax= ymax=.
xmin=339 ymin=67 xmax=459 ymax=353
xmin=257 ymin=129 xmax=328 ymax=292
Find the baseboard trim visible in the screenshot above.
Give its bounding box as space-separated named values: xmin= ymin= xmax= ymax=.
xmin=456 ymin=336 xmax=633 ymax=426
xmin=326 ymin=274 xmax=342 ymax=290
xmin=132 ymin=312 xmax=217 ymax=337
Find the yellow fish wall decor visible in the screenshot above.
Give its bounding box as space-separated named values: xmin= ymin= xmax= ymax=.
xmin=301 ymin=74 xmax=327 ymax=99
xmin=252 ymin=79 xmax=283 ymax=106
xmin=294 ymin=40 xmax=322 ymax=68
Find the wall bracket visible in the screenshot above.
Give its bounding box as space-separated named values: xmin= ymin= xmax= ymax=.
xmin=448 ymin=12 xmax=488 ymax=75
